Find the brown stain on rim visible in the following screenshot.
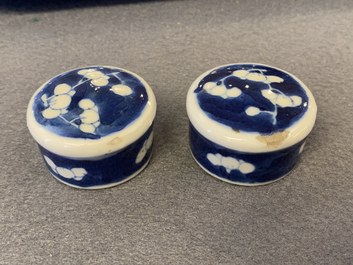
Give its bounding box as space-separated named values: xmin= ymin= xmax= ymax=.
xmin=256 ymin=131 xmax=289 ymax=147
xmin=107 ymin=137 xmax=121 ymax=146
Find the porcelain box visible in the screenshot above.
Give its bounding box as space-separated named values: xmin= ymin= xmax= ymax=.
xmin=27 ymin=66 xmax=156 ymax=189
xmin=187 ymin=63 xmax=317 ymax=185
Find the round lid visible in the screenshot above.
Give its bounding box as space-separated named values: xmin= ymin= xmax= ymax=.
xmin=187 ymin=63 xmax=317 ymax=153
xmin=27 ymin=66 xmax=156 ymax=158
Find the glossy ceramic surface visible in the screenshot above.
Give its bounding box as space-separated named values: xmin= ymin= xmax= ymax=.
xmin=40 ymin=126 xmax=153 ymax=189
xmin=187 ymin=63 xmax=317 ymax=185
xmin=27 ymin=66 xmax=156 ymax=188
xmin=33 ymin=67 xmax=148 ymax=139
xmin=190 ymin=123 xmax=305 ymax=185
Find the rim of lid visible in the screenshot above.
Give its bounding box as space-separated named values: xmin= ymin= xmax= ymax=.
xmin=186 ymin=63 xmax=317 ymax=153
xmin=27 ymin=66 xmax=156 ymax=159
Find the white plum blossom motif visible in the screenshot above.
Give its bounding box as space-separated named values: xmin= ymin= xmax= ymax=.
xmin=78 ymin=69 xmax=110 ymax=87
xmin=233 ymin=69 xmax=284 ymax=84
xmin=110 ymin=84 xmax=133 ymax=96
xmin=233 ymin=68 xmax=303 ymax=125
xmin=245 ymin=106 xmax=261 ymax=116
xmin=40 ymin=68 xmax=134 ymax=135
xmin=260 ymin=90 xmax=302 ymax=108
xmin=44 ymin=156 xmax=87 ymax=181
xmin=41 ymin=83 xmax=75 ymax=119
xmin=42 ymin=94 xmax=101 ymax=135
xmin=203 ymin=81 xmax=242 ymax=99
xmin=136 ymin=132 xmax=153 ymax=164
xmin=78 ymin=99 xmax=101 ymax=134
xmin=207 ymin=153 xmax=255 ymax=174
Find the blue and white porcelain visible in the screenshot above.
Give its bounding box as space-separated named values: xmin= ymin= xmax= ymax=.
xmin=186 ymin=63 xmax=317 ymax=185
xmin=27 ymin=66 xmax=156 ymax=189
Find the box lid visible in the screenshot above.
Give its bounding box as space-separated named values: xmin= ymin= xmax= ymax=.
xmin=27 ymin=66 xmax=156 ymax=158
xmin=186 ymin=63 xmax=317 ymax=153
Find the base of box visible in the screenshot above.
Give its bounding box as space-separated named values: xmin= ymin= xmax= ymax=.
xmin=190 ymin=150 xmax=291 ymax=186
xmin=49 ymin=156 xmax=151 ymax=189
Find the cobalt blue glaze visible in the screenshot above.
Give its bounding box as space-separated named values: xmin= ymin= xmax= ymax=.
xmin=27 ymin=66 xmax=156 ymax=189
xmin=32 ymin=66 xmax=148 ymax=139
xmin=40 ymin=125 xmax=153 ymax=188
xmin=187 ymin=63 xmax=317 ymax=185
xmin=189 ymin=123 xmax=305 ymax=184
xmin=194 ymin=64 xmax=308 ymax=134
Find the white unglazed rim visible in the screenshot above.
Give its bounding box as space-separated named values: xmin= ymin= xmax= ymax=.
xmin=27 ymin=66 xmax=157 ymax=159
xmin=186 ymin=63 xmax=317 ymax=153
